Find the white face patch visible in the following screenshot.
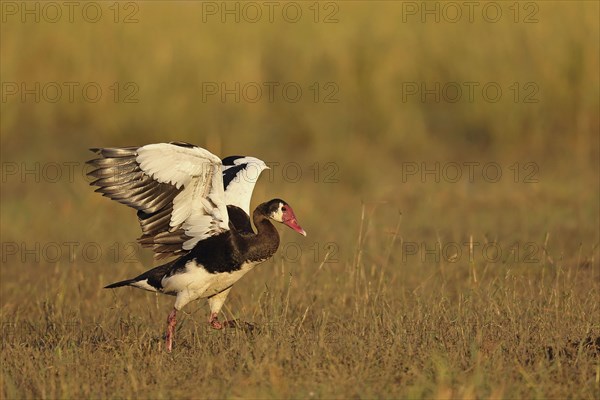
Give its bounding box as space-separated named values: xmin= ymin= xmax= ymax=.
xmin=270 ymin=202 xmax=285 ymax=222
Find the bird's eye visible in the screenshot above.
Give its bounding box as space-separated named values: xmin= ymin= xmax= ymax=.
xmin=282 ymin=206 xmax=287 ymax=212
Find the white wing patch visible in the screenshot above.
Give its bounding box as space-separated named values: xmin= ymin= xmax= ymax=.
xmin=136 ymin=143 xmax=229 ymax=248
xmin=223 ymin=157 xmax=268 ymax=215
xmin=137 ymin=143 xmax=222 ymax=189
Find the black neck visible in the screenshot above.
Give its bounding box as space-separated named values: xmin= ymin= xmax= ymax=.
xmin=240 ymin=208 xmax=280 ymax=262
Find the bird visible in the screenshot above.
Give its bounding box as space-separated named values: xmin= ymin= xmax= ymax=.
xmin=87 ymin=141 xmax=306 ymax=352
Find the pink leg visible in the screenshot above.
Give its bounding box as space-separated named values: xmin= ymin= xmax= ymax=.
xmin=209 ymin=312 xmax=223 ymax=329
xmin=209 ymin=312 xmax=239 ymax=329
xmin=165 ymin=308 xmax=177 ymax=352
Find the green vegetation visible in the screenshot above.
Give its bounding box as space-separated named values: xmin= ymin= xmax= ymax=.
xmin=1 ymin=1 xmax=598 ymax=398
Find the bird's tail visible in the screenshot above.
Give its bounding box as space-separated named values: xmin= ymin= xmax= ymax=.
xmin=104 ymin=263 xmax=172 ymax=291
xmin=104 ymin=279 xmax=135 ymax=289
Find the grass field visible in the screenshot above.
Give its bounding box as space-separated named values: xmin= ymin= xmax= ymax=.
xmin=1 ymin=1 xmax=599 ymax=399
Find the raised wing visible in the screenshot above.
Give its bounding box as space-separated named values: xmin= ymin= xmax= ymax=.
xmin=87 ymin=142 xmax=229 ymax=260
xmin=221 ymin=156 xmax=269 ymax=215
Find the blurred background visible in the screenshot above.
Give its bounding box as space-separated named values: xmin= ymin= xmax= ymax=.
xmin=1 ymin=1 xmax=598 ymax=288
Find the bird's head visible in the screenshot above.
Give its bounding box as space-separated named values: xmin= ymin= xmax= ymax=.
xmin=264 ymin=199 xmax=306 ymax=236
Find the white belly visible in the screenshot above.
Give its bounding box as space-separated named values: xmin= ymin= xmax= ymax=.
xmin=162 ymin=260 xmax=260 ymax=309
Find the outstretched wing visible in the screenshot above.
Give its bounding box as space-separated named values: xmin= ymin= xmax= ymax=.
xmin=87 ymin=142 xmax=229 ymax=260
xmin=221 ymin=156 xmax=269 ymax=216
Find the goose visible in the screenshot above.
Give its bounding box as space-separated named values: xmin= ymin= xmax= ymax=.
xmin=87 ymin=142 xmax=306 ymax=352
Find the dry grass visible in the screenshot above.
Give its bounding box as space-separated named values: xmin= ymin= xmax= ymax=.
xmin=2 ymin=181 xmax=599 ymax=398
xmin=1 ymin=1 xmax=599 ymax=399
xmin=1 ymin=219 xmax=599 ymax=398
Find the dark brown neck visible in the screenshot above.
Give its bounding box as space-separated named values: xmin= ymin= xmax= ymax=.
xmin=240 ymin=209 xmax=280 ymax=262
